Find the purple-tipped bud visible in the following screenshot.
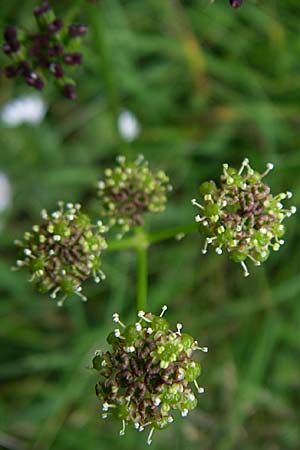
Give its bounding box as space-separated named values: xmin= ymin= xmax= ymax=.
xmin=2 ymin=40 xmax=20 ymax=54
xmin=63 ymin=83 xmax=77 ymax=100
xmin=69 ymin=24 xmax=88 ymax=38
xmin=49 ymin=62 xmax=64 ymax=78
xmin=47 ymin=18 xmax=64 ymax=35
xmin=48 ymin=44 xmax=64 ymax=57
xmin=25 ymin=72 xmax=44 ymax=90
xmin=63 ymin=52 xmax=83 ymax=65
xmin=4 ymin=26 xmax=17 ymax=42
xmin=4 ymin=64 xmax=18 ymax=78
xmin=34 ymin=1 xmax=52 ymax=17
xmin=230 ymin=0 xmax=243 ymax=7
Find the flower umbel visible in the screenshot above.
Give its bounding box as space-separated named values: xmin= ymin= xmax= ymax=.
xmin=14 ymin=202 xmax=107 ymax=305
xmin=98 ymin=155 xmax=171 ymax=237
xmin=2 ymin=2 xmax=87 ymax=99
xmin=93 ymin=306 xmax=207 ymax=445
xmin=193 ymin=159 xmax=296 ymax=276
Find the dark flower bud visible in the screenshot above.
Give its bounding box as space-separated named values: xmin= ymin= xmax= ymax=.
xmin=9 ymin=40 xmax=21 ymax=52
xmin=69 ymin=24 xmax=88 ymax=38
xmin=4 ymin=64 xmax=18 ymax=78
xmin=63 ymin=83 xmax=77 ymax=100
xmin=63 ymin=52 xmax=83 ymax=65
xmin=25 ymin=72 xmax=44 ymax=90
xmin=34 ymin=1 xmax=52 ymax=17
xmin=48 ymin=44 xmax=64 ymax=57
xmin=230 ymin=0 xmax=243 ymax=7
xmin=28 ymin=46 xmax=40 ymax=57
xmin=2 ymin=42 xmax=12 ymax=54
xmin=49 ymin=62 xmax=64 ymax=78
xmin=4 ymin=26 xmax=17 ymax=42
xmin=18 ymin=61 xmax=31 ymax=76
xmin=37 ymin=55 xmax=49 ymax=68
xmin=34 ymin=35 xmax=49 ymax=48
xmin=47 ymin=18 xmax=64 ymax=35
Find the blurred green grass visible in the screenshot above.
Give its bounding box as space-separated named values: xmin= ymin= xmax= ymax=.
xmin=1 ymin=1 xmax=300 ymax=449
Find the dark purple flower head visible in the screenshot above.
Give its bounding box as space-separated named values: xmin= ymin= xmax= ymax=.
xmin=69 ymin=24 xmax=88 ymax=38
xmin=63 ymin=83 xmax=77 ymax=100
xmin=4 ymin=26 xmax=17 ymax=42
xmin=34 ymin=1 xmax=52 ymax=17
xmin=230 ymin=0 xmax=243 ymax=7
xmin=64 ymin=52 xmax=83 ymax=65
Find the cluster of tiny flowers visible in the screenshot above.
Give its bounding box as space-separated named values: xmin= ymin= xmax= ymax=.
xmin=14 ymin=202 xmax=107 ymax=305
xmin=2 ymin=1 xmax=87 ymax=99
xmin=192 ymin=159 xmax=296 ymax=276
xmin=98 ymin=155 xmax=172 ymax=238
xmin=230 ymin=0 xmax=243 ymax=7
xmin=93 ymin=306 xmax=207 ymax=445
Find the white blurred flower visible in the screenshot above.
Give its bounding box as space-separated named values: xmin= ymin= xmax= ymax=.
xmin=117 ymin=110 xmax=140 ymax=142
xmin=1 ymin=95 xmax=47 ymax=127
xmin=0 ymin=172 xmax=12 ymax=213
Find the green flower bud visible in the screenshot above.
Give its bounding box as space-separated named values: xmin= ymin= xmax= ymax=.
xmin=14 ymin=202 xmax=107 ymax=305
xmin=97 ymin=155 xmax=171 ymax=237
xmin=193 ymin=159 xmax=296 ymax=277
xmin=93 ymin=306 xmax=207 ymax=445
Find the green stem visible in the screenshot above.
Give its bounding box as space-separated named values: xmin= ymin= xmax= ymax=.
xmin=136 ymin=246 xmax=148 ymax=312
xmin=107 ymin=222 xmax=198 ymax=251
xmin=148 ymin=222 xmax=198 ymax=244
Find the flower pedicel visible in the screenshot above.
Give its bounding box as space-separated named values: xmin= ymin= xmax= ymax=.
xmin=93 ymin=306 xmax=207 ymax=445
xmin=192 ymin=159 xmax=296 ymax=276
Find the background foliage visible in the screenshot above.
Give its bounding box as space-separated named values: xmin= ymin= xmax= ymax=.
xmin=1 ymin=1 xmax=300 ymax=449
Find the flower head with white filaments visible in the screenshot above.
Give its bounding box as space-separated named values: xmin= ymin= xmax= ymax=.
xmin=97 ymin=155 xmax=172 ymax=238
xmin=192 ymin=159 xmax=296 ymax=276
xmin=92 ymin=306 xmax=207 ymax=445
xmin=14 ymin=202 xmax=107 ymax=305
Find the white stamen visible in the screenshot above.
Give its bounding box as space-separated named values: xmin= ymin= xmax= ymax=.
xmin=241 ymin=261 xmax=250 ymax=277
xmin=114 ymin=329 xmax=121 ymax=338
xmin=181 ymin=409 xmax=189 ymax=417
xmin=194 ymin=380 xmax=205 ymax=394
xmin=147 ymin=428 xmax=155 ymax=446
xmin=154 ymin=398 xmax=161 ymax=407
xmin=119 ymin=419 xmax=126 ymax=436
xmin=191 ymin=198 xmax=204 ymax=210
xmin=176 ymin=323 xmax=183 ymax=335
xmin=135 ymin=323 xmax=142 ymax=332
xmin=160 ymin=305 xmax=168 ymax=317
